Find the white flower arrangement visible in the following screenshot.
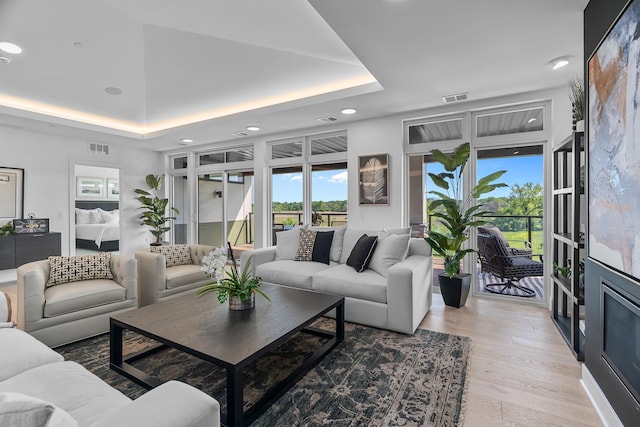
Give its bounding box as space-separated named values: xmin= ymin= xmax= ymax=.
xmin=201 ymin=247 xmax=228 ymax=283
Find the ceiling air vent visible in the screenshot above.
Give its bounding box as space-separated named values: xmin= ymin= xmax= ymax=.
xmin=317 ymin=116 xmax=339 ymax=123
xmin=442 ymin=92 xmax=468 ymax=103
xmin=232 ymin=131 xmax=249 ymax=137
xmin=88 ymin=142 xmax=110 ymax=155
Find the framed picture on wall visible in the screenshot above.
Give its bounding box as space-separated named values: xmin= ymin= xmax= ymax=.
xmin=76 ymin=177 xmax=104 ymax=198
xmin=358 ymin=154 xmax=389 ymax=205
xmin=107 ymin=178 xmax=119 ymax=199
xmin=0 ymin=166 xmax=24 ymax=224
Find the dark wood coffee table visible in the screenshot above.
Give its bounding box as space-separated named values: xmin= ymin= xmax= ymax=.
xmin=109 ymin=283 xmax=344 ymax=427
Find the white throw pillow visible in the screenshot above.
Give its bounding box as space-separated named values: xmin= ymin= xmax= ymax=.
xmin=101 ymin=210 xmax=119 ymax=224
xmin=0 ymin=392 xmax=79 ymax=427
xmin=368 ymin=232 xmax=410 ymax=277
xmin=89 ymin=209 xmax=104 ymax=224
xmin=275 ymin=227 xmax=303 ymax=260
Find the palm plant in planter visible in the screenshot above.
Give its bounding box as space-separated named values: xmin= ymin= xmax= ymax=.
xmin=425 ymin=143 xmax=507 ymax=307
xmin=134 ymin=174 xmax=179 ymax=246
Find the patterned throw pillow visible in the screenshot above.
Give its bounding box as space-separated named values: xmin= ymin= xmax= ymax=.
xmin=47 ymin=253 xmax=113 ymax=286
xmin=150 ymin=244 xmax=192 ymax=267
xmin=295 ymin=229 xmax=318 ymax=261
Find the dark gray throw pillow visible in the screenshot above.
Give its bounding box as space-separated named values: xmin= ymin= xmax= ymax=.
xmin=346 ymin=234 xmax=378 ymax=273
xmin=312 ymin=231 xmax=335 ymax=265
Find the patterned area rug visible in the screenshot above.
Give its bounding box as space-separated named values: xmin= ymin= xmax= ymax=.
xmin=57 ymin=320 xmax=471 ymax=426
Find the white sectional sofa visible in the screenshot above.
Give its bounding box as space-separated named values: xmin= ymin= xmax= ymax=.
xmin=0 ymin=327 xmax=220 ymax=427
xmin=240 ymin=227 xmax=433 ymax=334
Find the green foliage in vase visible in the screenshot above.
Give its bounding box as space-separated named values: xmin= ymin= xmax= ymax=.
xmin=425 ymin=143 xmax=507 ymax=278
xmin=0 ymin=221 xmax=15 ymax=236
xmin=133 ymin=174 xmax=179 ymax=245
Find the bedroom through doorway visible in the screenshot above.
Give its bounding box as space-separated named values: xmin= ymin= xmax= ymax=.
xmin=73 ymin=165 xmax=120 ymax=255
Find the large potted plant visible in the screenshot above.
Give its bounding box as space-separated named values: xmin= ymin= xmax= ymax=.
xmin=134 ymin=174 xmax=179 ymax=246
xmin=425 ymin=143 xmax=507 ymax=307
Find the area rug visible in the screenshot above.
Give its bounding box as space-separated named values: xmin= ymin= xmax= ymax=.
xmin=57 ymin=321 xmax=472 ymax=426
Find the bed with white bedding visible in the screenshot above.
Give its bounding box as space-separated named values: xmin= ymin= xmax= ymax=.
xmin=75 ymin=201 xmax=120 ymax=251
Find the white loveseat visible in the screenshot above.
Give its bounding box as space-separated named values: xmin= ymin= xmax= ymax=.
xmin=0 ymin=327 xmax=220 ymax=427
xmin=240 ymin=227 xmax=433 ymax=334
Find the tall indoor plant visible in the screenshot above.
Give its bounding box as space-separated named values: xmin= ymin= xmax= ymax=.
xmin=425 ymin=143 xmax=507 ymax=307
xmin=134 ymin=174 xmax=179 ymax=245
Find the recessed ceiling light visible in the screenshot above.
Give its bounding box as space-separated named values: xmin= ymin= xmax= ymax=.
xmin=527 ymin=118 xmax=537 ymax=123
xmin=0 ymin=41 xmax=22 ymax=55
xmin=104 ymin=87 xmax=122 ymax=95
xmin=341 ymin=108 xmax=357 ymax=115
xmin=513 ymin=151 xmax=520 ymax=155
xmin=181 ymin=138 xmax=193 ymax=143
xmin=247 ymin=126 xmax=260 ymax=131
xmin=549 ymin=56 xmax=571 ymax=70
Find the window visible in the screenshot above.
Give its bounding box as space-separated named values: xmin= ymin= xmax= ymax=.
xmin=312 ymin=162 xmax=347 ymax=226
xmin=407 ymin=118 xmax=463 ymax=144
xmin=272 ymin=166 xmax=303 ymax=228
xmin=476 ymin=107 xmax=544 ymax=137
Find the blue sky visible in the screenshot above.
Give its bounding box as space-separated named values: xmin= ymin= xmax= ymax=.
xmin=271 ymin=155 xmax=542 ymax=202
xmin=272 ymin=170 xmax=348 ymax=202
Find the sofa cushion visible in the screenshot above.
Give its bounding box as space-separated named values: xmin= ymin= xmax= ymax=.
xmin=369 ymin=232 xmax=410 ymax=278
xmin=43 ymin=280 xmax=126 ymax=317
xmin=312 ymin=231 xmax=334 ymax=265
xmin=150 ymin=244 xmax=192 ymax=267
xmin=312 ymin=264 xmax=387 ymax=304
xmin=256 ymin=260 xmax=332 ymax=290
xmin=0 ymin=328 xmax=63 ymax=382
xmin=295 ymin=229 xmax=317 ymax=261
xmin=47 ymin=253 xmax=113 ymax=287
xmin=308 ymin=226 xmax=346 ymax=263
xmin=275 ymin=227 xmax=302 ymax=260
xmin=166 ymin=265 xmax=209 ymax=289
xmin=0 ymin=392 xmax=79 ymax=427
xmin=0 ymin=361 xmax=131 ymax=427
xmin=346 ymin=234 xmax=378 ymax=273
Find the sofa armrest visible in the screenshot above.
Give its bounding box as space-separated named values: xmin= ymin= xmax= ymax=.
xmin=110 ymin=255 xmax=137 ymax=301
xmin=386 ymin=255 xmax=433 ymax=334
xmin=240 ymin=247 xmax=276 ymax=275
xmin=135 ymin=251 xmax=166 ymax=307
xmin=17 ymin=260 xmax=49 ymax=328
xmin=90 ymin=381 xmax=220 ymax=427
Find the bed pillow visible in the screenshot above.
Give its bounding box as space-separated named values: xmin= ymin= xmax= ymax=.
xmin=150 ymin=244 xmax=192 ymax=267
xmin=101 ymin=210 xmax=119 ymax=224
xmin=89 ymin=209 xmax=104 ymax=224
xmin=369 ymin=232 xmax=410 ymax=277
xmin=75 ymin=208 xmax=91 ymax=225
xmin=0 ymin=392 xmax=79 ymax=427
xmin=346 ymin=234 xmax=378 ymax=273
xmin=47 ymin=253 xmax=113 ymax=287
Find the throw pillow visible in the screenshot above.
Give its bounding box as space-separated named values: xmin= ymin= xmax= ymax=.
xmin=346 ymin=234 xmax=378 ymax=273
xmin=47 ymin=253 xmax=113 ymax=287
xmin=150 ymin=244 xmax=192 ymax=268
xmin=275 ymin=227 xmax=303 ymax=260
xmin=308 ymin=226 xmax=345 ymax=263
xmin=369 ymin=232 xmax=410 ymax=277
xmin=311 ymin=230 xmax=335 ymax=265
xmin=295 ymin=229 xmax=318 ymax=261
xmin=0 ymin=392 xmax=79 ymax=427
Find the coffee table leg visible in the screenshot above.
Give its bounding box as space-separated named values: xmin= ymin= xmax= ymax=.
xmin=227 ymin=366 xmax=244 ymax=427
xmin=336 ymin=300 xmax=345 ymax=343
xmin=110 ymin=321 xmax=123 ymax=366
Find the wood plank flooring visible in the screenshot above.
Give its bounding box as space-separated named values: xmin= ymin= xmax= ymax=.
xmin=420 ymin=294 xmax=602 ymax=426
xmin=1 ymin=276 xmax=603 ymax=426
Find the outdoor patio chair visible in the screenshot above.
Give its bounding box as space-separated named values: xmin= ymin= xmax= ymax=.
xmin=478 ymin=225 xmax=533 ymax=258
xmin=476 ymin=233 xmax=543 ymax=297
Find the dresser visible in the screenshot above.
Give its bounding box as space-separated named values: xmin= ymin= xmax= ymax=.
xmin=0 ymin=232 xmax=61 ymax=270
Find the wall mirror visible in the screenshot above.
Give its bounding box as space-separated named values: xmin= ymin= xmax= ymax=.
xmin=0 ymin=167 xmax=24 ymax=225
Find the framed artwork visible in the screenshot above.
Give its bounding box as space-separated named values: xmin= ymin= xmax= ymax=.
xmin=588 ymin=0 xmax=640 ymax=279
xmin=358 ymin=154 xmax=389 ymax=205
xmin=76 ymin=176 xmax=105 ymax=199
xmin=107 ymin=178 xmax=120 ymax=199
xmin=0 ymin=167 xmax=24 ymax=224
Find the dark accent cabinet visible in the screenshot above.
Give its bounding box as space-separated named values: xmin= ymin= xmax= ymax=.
xmin=0 ymin=232 xmax=61 ymax=269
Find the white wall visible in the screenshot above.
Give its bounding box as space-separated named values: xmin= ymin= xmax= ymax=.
xmin=1 ymin=128 xmax=162 ymax=258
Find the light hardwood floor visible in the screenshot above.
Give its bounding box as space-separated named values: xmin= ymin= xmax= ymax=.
xmin=1 ymin=277 xmax=602 ymax=426
xmin=420 ymin=294 xmax=602 ymax=427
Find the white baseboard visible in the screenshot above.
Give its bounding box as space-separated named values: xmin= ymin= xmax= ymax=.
xmin=581 ymin=365 xmax=624 ymax=427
